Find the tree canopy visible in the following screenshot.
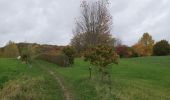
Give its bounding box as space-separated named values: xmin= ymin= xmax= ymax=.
xmin=153 ymin=40 xmax=170 ymax=56
xmin=71 ymin=0 xmax=114 ymax=54
xmin=133 ymin=33 xmax=154 ymax=56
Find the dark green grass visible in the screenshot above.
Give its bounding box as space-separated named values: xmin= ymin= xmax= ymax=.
xmin=41 ymin=56 xmax=170 ymax=100
xmin=0 ymin=58 xmax=64 ymax=100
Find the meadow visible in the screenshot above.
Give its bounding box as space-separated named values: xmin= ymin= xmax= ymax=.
xmin=0 ymin=56 xmax=170 ymax=100
xmin=0 ymin=58 xmax=64 ymax=100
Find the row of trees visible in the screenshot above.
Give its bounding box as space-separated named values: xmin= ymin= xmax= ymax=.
xmin=0 ymin=41 xmax=76 ymax=67
xmin=115 ymin=33 xmax=170 ymax=58
xmin=71 ymin=1 xmax=170 ymax=58
xmin=0 ymin=41 xmax=20 ymax=58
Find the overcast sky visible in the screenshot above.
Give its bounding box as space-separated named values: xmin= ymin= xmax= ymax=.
xmin=0 ymin=0 xmax=170 ymax=47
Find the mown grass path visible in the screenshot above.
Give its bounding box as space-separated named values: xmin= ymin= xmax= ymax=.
xmin=49 ymin=71 xmax=71 ymax=100
xmin=35 ymin=61 xmax=72 ymax=100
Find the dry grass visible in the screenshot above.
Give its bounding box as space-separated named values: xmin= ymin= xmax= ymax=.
xmin=0 ymin=76 xmax=44 ymax=100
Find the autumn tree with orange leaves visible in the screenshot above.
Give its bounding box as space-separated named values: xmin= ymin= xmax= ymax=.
xmin=133 ymin=33 xmax=154 ymax=56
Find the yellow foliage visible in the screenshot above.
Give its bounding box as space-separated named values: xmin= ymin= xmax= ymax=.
xmin=133 ymin=33 xmax=154 ymax=56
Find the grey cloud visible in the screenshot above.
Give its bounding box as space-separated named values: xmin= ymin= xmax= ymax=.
xmin=0 ymin=0 xmax=80 ymax=47
xmin=0 ymin=0 xmax=170 ymax=47
xmin=111 ymin=0 xmax=170 ymax=45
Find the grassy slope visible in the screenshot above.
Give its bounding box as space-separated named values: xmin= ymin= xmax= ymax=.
xmin=111 ymin=56 xmax=170 ymax=100
xmin=0 ymin=58 xmax=64 ymax=100
xmin=0 ymin=56 xmax=170 ymax=100
xmin=36 ymin=59 xmax=98 ymax=100
xmin=42 ymin=56 xmax=170 ymax=100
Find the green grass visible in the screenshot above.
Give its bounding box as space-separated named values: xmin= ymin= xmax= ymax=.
xmin=40 ymin=56 xmax=170 ymax=100
xmin=0 ymin=58 xmax=64 ymax=100
xmin=35 ymin=59 xmax=98 ymax=100
xmin=110 ymin=56 xmax=170 ymax=100
xmin=0 ymin=56 xmax=170 ymax=100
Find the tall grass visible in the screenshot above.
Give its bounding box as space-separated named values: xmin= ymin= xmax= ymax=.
xmin=0 ymin=76 xmax=44 ymax=100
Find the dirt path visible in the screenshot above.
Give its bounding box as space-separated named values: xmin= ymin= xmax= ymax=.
xmin=35 ymin=62 xmax=72 ymax=100
xmin=49 ymin=71 xmax=72 ymax=100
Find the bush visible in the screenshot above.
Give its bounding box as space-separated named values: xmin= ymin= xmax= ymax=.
xmin=116 ymin=45 xmax=129 ymax=58
xmin=115 ymin=45 xmax=140 ymax=58
xmin=153 ymin=40 xmax=170 ymax=56
xmin=62 ymin=46 xmax=76 ymax=65
xmin=38 ymin=53 xmax=70 ymax=67
xmin=128 ymin=47 xmax=139 ymax=57
xmin=18 ymin=44 xmax=34 ymax=64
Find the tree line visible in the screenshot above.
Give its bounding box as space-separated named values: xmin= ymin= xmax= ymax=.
xmin=0 ymin=0 xmax=169 ymax=98
xmin=0 ymin=42 xmax=76 ymax=67
xmin=71 ymin=0 xmax=170 ymax=58
xmin=115 ymin=33 xmax=170 ymax=58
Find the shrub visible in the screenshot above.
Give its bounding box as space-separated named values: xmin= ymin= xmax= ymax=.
xmin=128 ymin=47 xmax=139 ymax=57
xmin=115 ymin=45 xmax=139 ymax=58
xmin=62 ymin=46 xmax=76 ymax=65
xmin=18 ymin=44 xmax=34 ymax=64
xmin=84 ymin=45 xmax=119 ymax=80
xmin=153 ymin=40 xmax=170 ymax=56
xmin=38 ymin=53 xmax=70 ymax=67
xmin=116 ymin=45 xmax=129 ymax=58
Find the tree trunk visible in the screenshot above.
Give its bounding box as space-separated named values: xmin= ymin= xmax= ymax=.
xmin=89 ymin=66 xmax=92 ymax=79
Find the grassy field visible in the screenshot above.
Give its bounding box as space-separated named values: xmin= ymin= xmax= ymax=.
xmin=0 ymin=56 xmax=170 ymax=100
xmin=0 ymin=58 xmax=64 ymax=100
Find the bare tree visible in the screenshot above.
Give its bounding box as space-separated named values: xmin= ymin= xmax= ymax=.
xmin=71 ymin=0 xmax=114 ymax=53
